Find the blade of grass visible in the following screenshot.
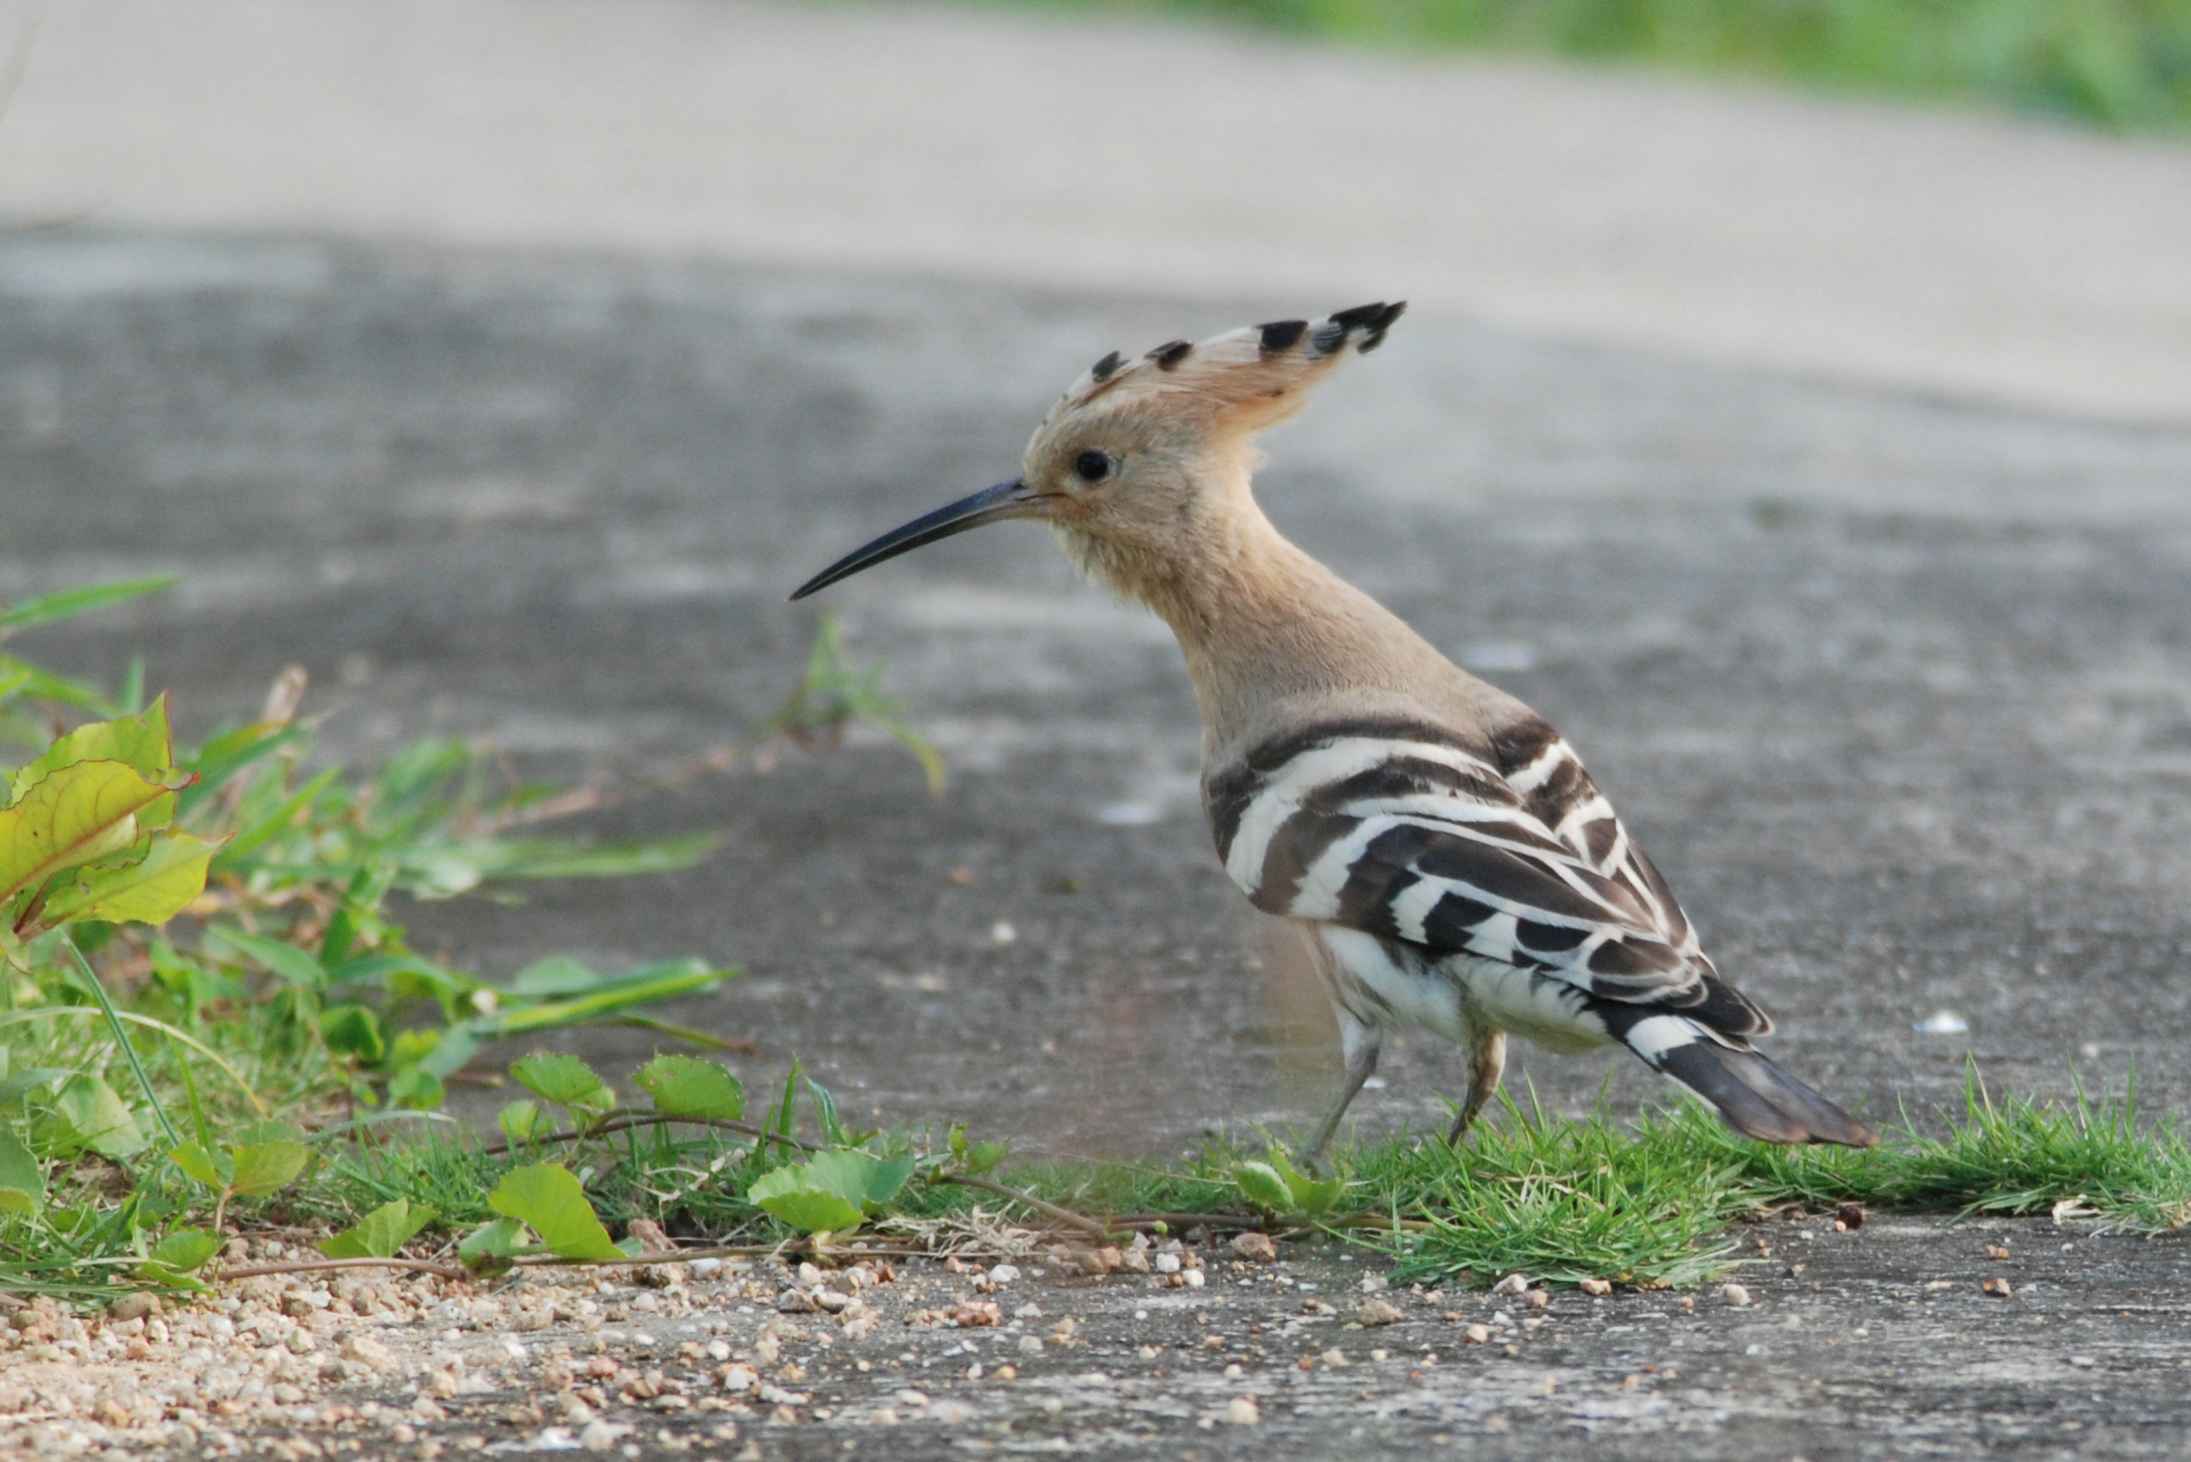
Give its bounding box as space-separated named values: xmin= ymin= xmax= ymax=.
xmin=0 ymin=576 xmax=178 ymax=633
xmin=63 ymin=937 xmax=179 ymax=1148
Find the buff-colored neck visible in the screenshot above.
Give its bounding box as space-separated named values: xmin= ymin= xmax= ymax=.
xmin=1063 ymin=491 xmax=1472 ymax=754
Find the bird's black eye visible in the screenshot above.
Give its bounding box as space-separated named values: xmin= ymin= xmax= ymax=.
xmin=1073 ymin=449 xmax=1113 ymax=484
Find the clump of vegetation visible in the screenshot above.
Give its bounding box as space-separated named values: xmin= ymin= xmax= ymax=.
xmin=995 ymin=0 xmax=2191 ymax=131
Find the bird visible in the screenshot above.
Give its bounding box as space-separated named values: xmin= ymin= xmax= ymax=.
xmin=790 ymin=301 xmax=1875 ymax=1163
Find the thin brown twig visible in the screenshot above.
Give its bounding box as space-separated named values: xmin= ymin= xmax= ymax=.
xmin=507 ymin=1242 xmax=948 ymax=1269
xmin=475 ymin=1111 xmax=822 ymax=1159
xmin=205 ymin=1238 xmax=1028 ymax=1288
xmin=216 ymin=1256 xmax=469 ymax=1282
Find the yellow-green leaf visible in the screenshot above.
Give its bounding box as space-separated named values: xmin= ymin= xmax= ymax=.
xmin=319 ymin=1198 xmax=436 ymax=1259
xmin=497 ymin=1099 xmax=547 ymax=1146
xmin=509 ymin=1052 xmax=615 ymax=1123
xmin=39 ymin=831 xmax=217 ymax=927
xmin=0 ymin=760 xmax=187 ymax=908
xmin=42 ymin=1074 xmax=147 ymax=1160
xmin=635 ymin=1054 xmax=744 ymax=1120
xmin=458 ymin=1217 xmax=526 ymax=1273
xmin=137 ymin=1226 xmax=221 ymax=1285
xmin=170 ymin=1141 xmax=233 ymax=1191
xmin=8 ymin=698 xmax=176 ymax=817
xmin=488 ymin=1162 xmax=621 ymax=1260
xmin=747 ymin=1165 xmax=863 ymax=1234
xmin=0 ymin=1128 xmax=43 ymax=1214
xmin=228 ymin=1134 xmax=310 ymax=1198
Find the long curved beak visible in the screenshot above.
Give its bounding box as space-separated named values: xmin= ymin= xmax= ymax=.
xmin=788 ymin=478 xmax=1041 ymax=601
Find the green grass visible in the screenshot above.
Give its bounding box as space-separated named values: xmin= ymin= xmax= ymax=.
xmin=982 ymin=0 xmax=2191 ymax=131
xmin=9 ymin=1037 xmax=2190 ymax=1302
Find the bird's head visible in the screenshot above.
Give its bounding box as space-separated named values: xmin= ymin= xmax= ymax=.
xmin=789 ymin=302 xmax=1406 ymax=606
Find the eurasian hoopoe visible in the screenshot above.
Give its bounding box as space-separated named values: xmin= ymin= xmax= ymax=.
xmin=792 ymin=302 xmax=1875 ymax=1161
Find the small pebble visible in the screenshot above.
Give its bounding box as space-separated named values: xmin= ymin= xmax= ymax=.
xmin=1225 ymin=1397 xmax=1260 ymax=1426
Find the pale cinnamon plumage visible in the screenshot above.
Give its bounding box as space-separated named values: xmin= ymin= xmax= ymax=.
xmin=793 ymin=303 xmax=1874 ymax=1161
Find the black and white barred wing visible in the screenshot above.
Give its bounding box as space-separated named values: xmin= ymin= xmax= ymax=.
xmin=1206 ymin=719 xmax=1761 ymax=1027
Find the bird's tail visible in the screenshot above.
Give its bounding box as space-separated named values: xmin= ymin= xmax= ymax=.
xmin=1611 ymin=1010 xmax=1877 ymax=1147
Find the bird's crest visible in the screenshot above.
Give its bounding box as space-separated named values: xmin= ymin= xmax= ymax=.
xmin=1044 ymin=300 xmax=1406 ymax=441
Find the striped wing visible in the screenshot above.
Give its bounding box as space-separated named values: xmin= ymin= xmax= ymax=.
xmin=1206 ymin=716 xmax=1745 ymax=1016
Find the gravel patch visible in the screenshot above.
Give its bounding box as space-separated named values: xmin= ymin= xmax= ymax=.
xmin=5 ymin=1213 xmax=2190 ymax=1458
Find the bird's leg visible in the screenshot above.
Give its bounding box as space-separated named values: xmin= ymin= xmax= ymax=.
xmin=1446 ymin=1026 xmax=1506 ymax=1147
xmin=1302 ymin=1009 xmax=1381 ymax=1172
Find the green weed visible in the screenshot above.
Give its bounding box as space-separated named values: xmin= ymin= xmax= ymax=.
xmin=981 ymin=0 xmax=2191 ymax=130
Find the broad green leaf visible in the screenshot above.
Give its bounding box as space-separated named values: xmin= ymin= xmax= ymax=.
xmin=870 ymin=1154 xmax=916 ymax=1207
xmin=497 ymin=1099 xmax=547 ymax=1146
xmin=510 ymin=1051 xmax=615 ymax=1122
xmin=388 ymin=1067 xmax=445 ymax=1110
xmin=8 ymin=698 xmax=176 ymax=811
xmin=228 ymin=1139 xmax=309 ymax=1198
xmin=1233 ymin=1161 xmax=1293 ymax=1213
xmin=318 ymin=1198 xmax=436 ymax=1259
xmin=204 ymin=926 xmax=327 ymax=987
xmin=797 ymin=1149 xmax=913 ymax=1212
xmin=748 ymin=1149 xmax=912 ymax=1234
xmin=39 ymin=831 xmax=217 ymax=927
xmin=0 ymin=1127 xmax=44 ymax=1213
xmin=0 ymin=576 xmax=177 ymax=632
xmin=458 ymin=1216 xmax=526 ymax=1272
xmin=138 ymin=1225 xmax=221 ymax=1284
xmin=321 ymin=1004 xmax=387 ymax=1064
xmin=169 ymin=1141 xmax=233 ymax=1190
xmin=488 ymin=1162 xmax=621 ymax=1260
xmin=1265 ymin=1148 xmax=1345 ymax=1217
xmin=635 ymin=1055 xmax=744 ymax=1121
xmin=746 ymin=1166 xmax=863 ymax=1234
xmin=0 ymin=760 xmax=186 ymax=908
xmin=43 ymin=1074 xmax=146 ymax=1160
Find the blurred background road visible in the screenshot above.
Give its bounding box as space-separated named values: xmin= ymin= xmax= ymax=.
xmin=7 ymin=0 xmax=2190 ymax=420
xmin=4 ymin=0 xmax=2189 ymax=1155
